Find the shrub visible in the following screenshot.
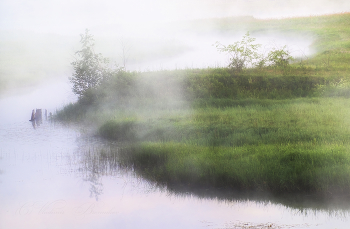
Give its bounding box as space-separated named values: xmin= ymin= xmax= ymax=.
xmin=214 ymin=32 xmax=262 ymax=72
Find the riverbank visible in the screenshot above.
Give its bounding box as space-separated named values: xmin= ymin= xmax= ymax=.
xmin=56 ymin=12 xmax=350 ymax=196
xmin=118 ymin=142 xmax=350 ymax=194
xmin=102 ymin=97 xmax=350 ymax=195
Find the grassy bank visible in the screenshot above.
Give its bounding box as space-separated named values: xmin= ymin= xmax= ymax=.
xmin=118 ymin=142 xmax=350 ymax=194
xmin=56 ymin=13 xmax=350 ymax=195
xmin=105 ymin=98 xmax=350 ymax=194
xmin=59 ymin=95 xmax=350 ymax=195
xmin=96 ymin=98 xmax=350 ymax=145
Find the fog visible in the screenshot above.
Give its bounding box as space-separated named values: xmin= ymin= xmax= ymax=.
xmin=1 ymin=0 xmax=350 ymax=34
xmin=2 ymin=2 xmax=350 ymax=228
xmin=1 ymin=0 xmax=350 ymax=96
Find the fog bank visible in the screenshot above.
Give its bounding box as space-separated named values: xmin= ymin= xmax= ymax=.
xmin=1 ymin=0 xmax=349 ymax=35
xmin=0 ymin=0 xmax=347 ymax=96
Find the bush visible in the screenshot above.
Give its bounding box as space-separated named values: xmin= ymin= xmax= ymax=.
xmin=214 ymin=32 xmax=262 ymax=71
xmin=99 ymin=120 xmax=137 ymax=141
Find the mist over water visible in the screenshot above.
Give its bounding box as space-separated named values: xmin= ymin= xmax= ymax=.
xmin=1 ymin=0 xmax=348 ymax=93
xmin=1 ymin=91 xmax=350 ymax=229
xmin=0 ymin=78 xmax=75 ymax=124
xmin=1 ymin=1 xmax=350 ymax=228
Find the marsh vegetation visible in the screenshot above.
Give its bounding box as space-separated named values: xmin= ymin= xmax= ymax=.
xmin=56 ymin=12 xmax=350 ymax=197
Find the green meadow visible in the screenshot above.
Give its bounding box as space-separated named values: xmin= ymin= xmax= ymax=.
xmin=56 ymin=13 xmax=350 ymax=195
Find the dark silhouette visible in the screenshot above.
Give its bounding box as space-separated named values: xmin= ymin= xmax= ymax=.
xmin=29 ymin=109 xmax=44 ymax=127
xmin=35 ymin=109 xmax=42 ymax=126
xmin=29 ymin=109 xmax=35 ymax=121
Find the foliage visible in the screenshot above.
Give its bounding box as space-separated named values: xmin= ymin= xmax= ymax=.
xmin=267 ymin=45 xmax=294 ymax=68
xmin=54 ymin=102 xmax=87 ymax=122
xmin=57 ymin=13 xmax=350 ymax=195
xmin=215 ymin=33 xmax=296 ymax=71
xmin=214 ymin=32 xmax=262 ymax=71
xmin=182 ymin=68 xmax=325 ymax=99
xmin=99 ymin=119 xmax=137 ymax=141
xmin=70 ymin=29 xmax=114 ymax=97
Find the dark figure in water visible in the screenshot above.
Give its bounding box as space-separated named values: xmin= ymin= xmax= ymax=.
xmin=35 ymin=109 xmax=42 ymax=126
xmin=29 ymin=109 xmax=42 ymax=126
xmin=29 ymin=109 xmax=35 ymax=121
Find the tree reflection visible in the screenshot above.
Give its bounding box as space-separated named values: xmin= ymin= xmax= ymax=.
xmin=84 ymin=162 xmax=103 ymax=201
xmin=80 ymin=149 xmax=107 ymax=201
xmin=76 ymin=142 xmax=161 ymax=202
xmin=74 ymin=140 xmax=350 ymax=216
xmin=77 ymin=144 xmax=122 ymax=201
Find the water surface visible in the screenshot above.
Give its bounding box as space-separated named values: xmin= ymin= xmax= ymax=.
xmin=1 ymin=80 xmax=350 ymax=229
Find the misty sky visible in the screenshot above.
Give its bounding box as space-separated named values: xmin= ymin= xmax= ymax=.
xmin=1 ymin=0 xmax=350 ymax=35
xmin=1 ymin=0 xmax=350 ymax=81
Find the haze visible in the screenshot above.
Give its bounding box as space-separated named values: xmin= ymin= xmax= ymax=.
xmin=1 ymin=0 xmax=350 ymax=34
xmin=1 ymin=0 xmax=350 ymax=96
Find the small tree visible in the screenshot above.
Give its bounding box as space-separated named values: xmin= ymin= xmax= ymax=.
xmin=214 ymin=32 xmax=262 ymax=72
xmin=267 ymin=45 xmax=294 ymax=68
xmin=120 ymin=37 xmax=131 ymax=71
xmin=70 ymin=29 xmax=111 ymax=97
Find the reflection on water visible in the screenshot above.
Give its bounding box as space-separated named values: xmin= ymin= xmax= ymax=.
xmin=78 ymin=141 xmax=350 ymax=212
xmin=1 ymin=83 xmax=350 ymax=229
xmin=1 ymin=117 xmax=350 ymax=229
xmin=69 ymin=137 xmax=350 ymax=228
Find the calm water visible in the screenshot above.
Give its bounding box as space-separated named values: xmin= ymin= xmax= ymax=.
xmin=1 ymin=81 xmax=350 ymax=229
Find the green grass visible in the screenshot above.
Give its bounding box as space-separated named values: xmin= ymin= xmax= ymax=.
xmin=55 ymin=12 xmax=350 ymax=196
xmin=55 ymin=76 xmax=350 ymax=195
xmin=94 ymin=98 xmax=350 ymax=146
xmin=118 ymin=142 xmax=350 ymax=194
xmin=93 ymin=97 xmax=350 ymax=195
xmin=192 ymin=12 xmax=350 ymax=55
xmin=192 ymin=98 xmax=350 ymax=145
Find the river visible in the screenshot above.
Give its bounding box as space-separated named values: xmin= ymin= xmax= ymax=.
xmin=1 ymin=80 xmax=350 ymax=229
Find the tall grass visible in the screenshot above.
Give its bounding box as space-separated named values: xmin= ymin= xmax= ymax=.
xmin=91 ymin=97 xmax=350 ymax=195
xmin=118 ymin=142 xmax=350 ymax=194
xmin=95 ymin=98 xmax=350 ymax=146
xmin=55 ymin=12 xmax=350 ymax=195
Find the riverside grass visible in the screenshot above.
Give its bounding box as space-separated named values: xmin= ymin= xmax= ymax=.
xmin=118 ymin=142 xmax=350 ymax=194
xmin=97 ymin=98 xmax=350 ymax=145
xmin=95 ymin=97 xmax=350 ymax=194
xmin=56 ymin=13 xmax=350 ymax=195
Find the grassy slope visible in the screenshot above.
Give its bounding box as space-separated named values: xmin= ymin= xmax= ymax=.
xmin=57 ymin=13 xmax=350 ymax=195
xmin=193 ymin=13 xmax=350 ymax=53
xmin=256 ymin=13 xmax=350 ymax=71
xmin=186 ymin=13 xmax=350 ymax=71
